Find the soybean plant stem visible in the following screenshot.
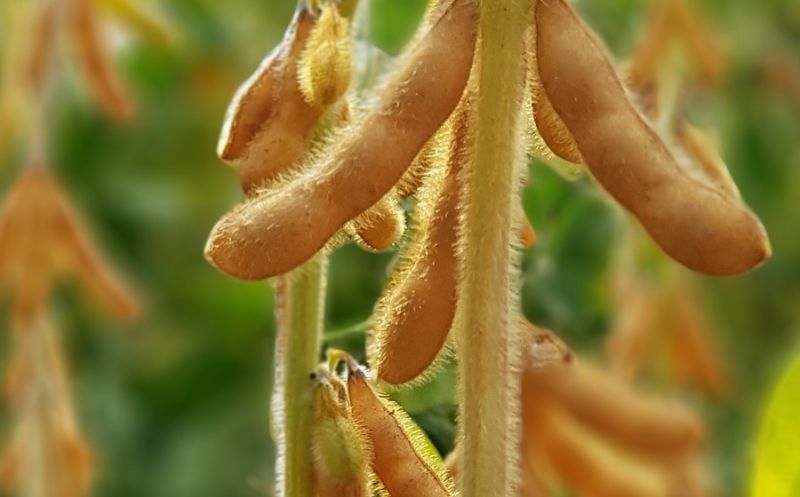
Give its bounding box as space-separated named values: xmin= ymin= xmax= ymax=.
xmin=456 ymin=0 xmax=531 ymax=496
xmin=273 ymin=254 xmax=328 ymax=497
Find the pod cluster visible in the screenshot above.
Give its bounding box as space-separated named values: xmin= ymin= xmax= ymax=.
xmin=0 ymin=1 xmax=153 ymax=493
xmin=607 ymin=227 xmax=730 ymax=398
xmin=0 ymin=0 xmax=170 ymax=159
xmin=519 ymin=321 xmax=712 ymax=497
xmin=0 ymin=168 xmax=139 ymax=322
xmin=0 ymin=167 xmax=140 ymax=497
xmin=206 ymin=0 xmax=769 ymax=393
xmin=446 ymin=320 xmax=713 ymax=497
xmin=603 ymin=0 xmax=737 ymax=398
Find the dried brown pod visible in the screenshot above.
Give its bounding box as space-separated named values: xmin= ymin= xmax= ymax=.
xmin=667 ymin=293 xmax=730 ymax=397
xmin=25 ymin=0 xmax=59 ymax=94
xmin=373 ymin=104 xmax=471 ymax=386
xmin=397 ymin=140 xmax=436 ymax=199
xmin=205 ymin=0 xmax=479 ymax=280
xmin=0 ymin=168 xmax=140 ymax=320
xmin=533 ymin=0 xmax=769 ymax=276
xmin=523 ymin=321 xmax=702 ymax=461
xmin=526 ymin=357 xmax=702 ymax=460
xmin=67 ymin=0 xmax=135 ymax=119
xmin=520 ymin=321 xmax=710 ymax=497
xmin=606 ymin=240 xmax=731 ymax=398
xmin=627 ymin=0 xmax=725 ymax=91
xmin=218 ymin=8 xmax=314 ymax=163
xmin=345 ymin=361 xmax=453 ymax=497
xmin=526 ymin=403 xmax=670 ymax=497
xmin=218 ymin=3 xmax=354 ymax=193
xmin=0 ymin=312 xmax=95 ymax=497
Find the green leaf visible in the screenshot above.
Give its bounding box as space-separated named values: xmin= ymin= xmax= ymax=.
xmin=751 ymin=352 xmax=800 ymax=497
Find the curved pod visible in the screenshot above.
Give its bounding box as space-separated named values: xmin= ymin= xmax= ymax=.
xmin=206 ymin=0 xmax=479 ymax=280
xmin=534 ymin=0 xmax=769 ymax=276
xmin=347 ymin=367 xmax=452 ymax=497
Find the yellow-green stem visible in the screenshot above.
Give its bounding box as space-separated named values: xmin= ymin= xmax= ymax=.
xmin=456 ymin=0 xmax=531 ymax=496
xmin=272 ymin=254 xmax=328 ymax=497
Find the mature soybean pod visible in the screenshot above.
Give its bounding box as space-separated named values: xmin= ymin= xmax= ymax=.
xmin=669 ymin=294 xmax=729 ymax=397
xmin=68 ymin=0 xmax=134 ymax=119
xmin=374 ymin=108 xmax=470 ymax=386
xmin=0 ymin=169 xmax=55 ymax=318
xmin=25 ymin=0 xmax=57 ymax=94
xmin=46 ymin=176 xmax=141 ymax=321
xmin=218 ymin=8 xmax=312 ymax=161
xmin=206 ymin=0 xmax=478 ymax=280
xmin=235 ymin=3 xmax=352 ymax=193
xmin=525 ymin=356 xmax=702 ymax=460
xmin=534 ymin=0 xmax=769 ymax=276
xmin=218 ymin=9 xmax=320 ymax=193
xmin=525 ymin=404 xmax=669 ymax=497
xmin=347 ymin=367 xmax=452 ymax=497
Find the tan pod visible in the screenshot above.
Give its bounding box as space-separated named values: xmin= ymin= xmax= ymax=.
xmin=374 ymin=106 xmax=472 ymax=386
xmin=206 ymin=0 xmax=479 ymax=280
xmin=347 ymin=366 xmax=452 ymax=497
xmin=68 ymin=0 xmax=134 ymax=119
xmin=533 ymin=0 xmax=769 ymax=276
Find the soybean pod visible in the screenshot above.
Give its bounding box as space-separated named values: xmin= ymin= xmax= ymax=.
xmin=206 ymin=0 xmax=479 ymax=280
xmin=533 ymin=0 xmax=769 ymax=276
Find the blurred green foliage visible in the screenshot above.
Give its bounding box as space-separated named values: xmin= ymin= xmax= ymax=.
xmin=0 ymin=0 xmax=798 ymax=496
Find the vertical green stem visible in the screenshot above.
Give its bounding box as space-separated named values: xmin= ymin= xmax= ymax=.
xmin=456 ymin=0 xmax=532 ymax=496
xmin=272 ymin=253 xmax=328 ymax=497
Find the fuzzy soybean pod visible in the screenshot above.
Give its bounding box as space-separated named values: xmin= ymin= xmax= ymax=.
xmin=373 ymin=109 xmax=470 ymax=386
xmin=206 ymin=0 xmax=478 ymax=280
xmin=346 ymin=364 xmax=453 ymax=497
xmin=217 ymin=8 xmax=313 ymax=163
xmin=218 ymin=4 xmax=354 ymax=193
xmin=533 ymin=0 xmax=770 ymax=276
xmin=311 ymin=374 xmax=371 ymax=497
xmin=68 ymin=0 xmax=134 ymax=119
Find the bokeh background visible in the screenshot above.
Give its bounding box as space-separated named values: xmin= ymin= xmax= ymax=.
xmin=0 ymin=0 xmax=799 ymax=496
